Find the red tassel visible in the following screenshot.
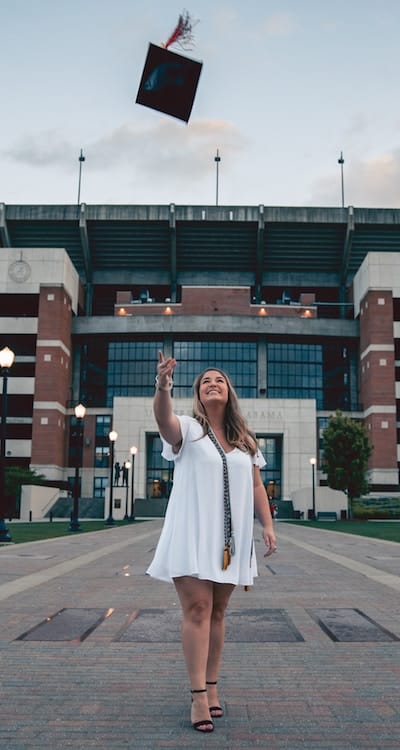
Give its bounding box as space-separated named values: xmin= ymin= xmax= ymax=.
xmin=164 ymin=10 xmax=197 ymax=50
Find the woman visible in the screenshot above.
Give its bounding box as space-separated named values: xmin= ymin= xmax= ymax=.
xmin=147 ymin=352 xmax=277 ymax=733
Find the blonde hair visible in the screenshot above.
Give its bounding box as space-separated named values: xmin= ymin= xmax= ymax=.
xmin=192 ymin=367 xmax=258 ymax=455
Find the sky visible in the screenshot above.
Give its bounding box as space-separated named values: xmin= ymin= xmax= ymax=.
xmin=1 ymin=0 xmax=400 ymax=208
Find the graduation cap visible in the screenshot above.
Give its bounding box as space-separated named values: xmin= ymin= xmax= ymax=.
xmin=136 ymin=12 xmax=202 ymax=123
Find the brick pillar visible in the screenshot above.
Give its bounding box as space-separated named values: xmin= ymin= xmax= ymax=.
xmin=359 ymin=290 xmax=398 ymax=487
xmin=31 ymin=286 xmax=73 ymax=480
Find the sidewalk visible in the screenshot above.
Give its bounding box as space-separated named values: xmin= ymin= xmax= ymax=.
xmin=0 ymin=519 xmax=400 ymax=749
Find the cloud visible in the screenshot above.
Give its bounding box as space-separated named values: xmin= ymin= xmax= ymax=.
xmin=261 ymin=12 xmax=297 ymax=37
xmin=97 ymin=119 xmax=245 ymax=179
xmin=3 ymin=119 xmax=246 ymax=186
xmin=310 ymin=149 xmax=400 ymax=207
xmin=343 ymin=113 xmax=370 ymax=142
xmin=5 ymin=131 xmax=75 ymax=167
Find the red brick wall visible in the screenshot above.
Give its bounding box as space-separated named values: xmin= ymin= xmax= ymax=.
xmin=31 ymin=287 xmax=73 ymax=469
xmin=115 ymin=286 xmax=317 ymax=318
xmin=359 ymin=290 xmax=397 ymax=471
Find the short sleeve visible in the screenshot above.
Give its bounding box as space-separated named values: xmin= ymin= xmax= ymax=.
xmin=160 ymin=414 xmax=199 ymax=461
xmin=253 ymin=448 xmax=266 ymax=469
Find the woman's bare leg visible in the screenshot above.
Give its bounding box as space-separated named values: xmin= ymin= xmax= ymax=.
xmin=174 ymin=576 xmax=214 ymax=729
xmin=206 ymin=582 xmax=235 ymax=714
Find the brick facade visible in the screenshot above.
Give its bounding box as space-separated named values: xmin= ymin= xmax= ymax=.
xmin=31 ymin=287 xmax=73 ymax=472
xmin=359 ymin=290 xmax=397 ymax=474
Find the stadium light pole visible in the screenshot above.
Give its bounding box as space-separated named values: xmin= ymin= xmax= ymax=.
xmin=77 ymin=149 xmax=85 ymax=204
xmin=68 ymin=403 xmax=86 ymax=532
xmin=338 ymin=151 xmax=345 ymax=208
xmin=0 ymin=347 xmax=15 ymax=543
xmin=214 ymin=149 xmax=221 ymax=206
xmin=105 ymin=430 xmax=118 ymax=525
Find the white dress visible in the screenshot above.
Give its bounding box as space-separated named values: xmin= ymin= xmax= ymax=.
xmin=146 ymin=415 xmax=265 ymax=587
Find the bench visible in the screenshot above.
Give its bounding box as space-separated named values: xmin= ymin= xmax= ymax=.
xmin=317 ymin=511 xmax=337 ymax=521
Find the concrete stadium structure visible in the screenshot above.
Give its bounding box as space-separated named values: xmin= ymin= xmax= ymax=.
xmin=1 ymin=203 xmax=399 ymax=517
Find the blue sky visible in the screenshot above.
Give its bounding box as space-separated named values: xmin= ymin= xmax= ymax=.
xmin=1 ymin=0 xmax=400 ymax=207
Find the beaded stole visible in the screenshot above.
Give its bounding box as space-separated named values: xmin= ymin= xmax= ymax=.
xmin=207 ymin=428 xmax=235 ymax=570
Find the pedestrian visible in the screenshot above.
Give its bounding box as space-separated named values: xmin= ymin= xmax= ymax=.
xmin=147 ymin=352 xmax=277 ymax=733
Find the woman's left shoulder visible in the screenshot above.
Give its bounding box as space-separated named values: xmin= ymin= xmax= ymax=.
xmin=253 ymin=448 xmax=266 ymax=468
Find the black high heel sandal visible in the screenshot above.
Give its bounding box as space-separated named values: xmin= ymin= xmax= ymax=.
xmin=190 ymin=688 xmax=214 ymax=732
xmin=206 ymin=681 xmax=224 ymax=718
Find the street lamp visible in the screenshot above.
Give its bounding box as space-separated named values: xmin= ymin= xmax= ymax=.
xmin=105 ymin=430 xmax=118 ymax=525
xmin=309 ymin=457 xmax=317 ymax=520
xmin=123 ymin=461 xmax=131 ymax=520
xmin=68 ymin=403 xmax=86 ymax=532
xmin=129 ymin=445 xmax=137 ymax=521
xmin=0 ymin=347 xmax=15 ymax=543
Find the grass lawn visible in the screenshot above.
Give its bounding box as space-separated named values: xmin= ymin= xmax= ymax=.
xmin=1 ymin=519 xmax=145 ymax=545
xmin=281 ymin=519 xmax=400 ymax=543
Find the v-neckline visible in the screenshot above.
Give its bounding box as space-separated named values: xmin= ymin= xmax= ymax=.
xmin=208 ymin=429 xmax=236 ymax=454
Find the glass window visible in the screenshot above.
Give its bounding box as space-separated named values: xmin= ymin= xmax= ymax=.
xmin=95 ymin=446 xmax=110 ymax=468
xmin=146 ymin=433 xmax=174 ymax=498
xmin=317 ymin=417 xmax=329 ymax=465
xmin=267 ymin=343 xmax=323 ymax=408
xmin=106 ymin=341 xmax=163 ymax=405
xmin=173 ymin=341 xmax=257 ymax=397
xmin=96 ymin=415 xmax=111 ymax=438
xmin=94 ymin=476 xmax=109 ymax=498
xmin=94 ymin=416 xmax=112 ymax=467
xmin=257 ymin=435 xmax=282 ymax=500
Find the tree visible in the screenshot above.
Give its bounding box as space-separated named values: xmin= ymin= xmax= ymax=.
xmin=322 ymin=411 xmax=372 ymax=516
xmin=5 ymin=466 xmax=46 ymax=514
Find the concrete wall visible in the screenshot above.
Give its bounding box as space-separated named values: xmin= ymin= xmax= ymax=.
xmin=290 ymin=486 xmax=348 ymax=519
xmin=20 ymin=485 xmax=68 ymax=520
xmin=0 ymin=247 xmax=80 ymax=313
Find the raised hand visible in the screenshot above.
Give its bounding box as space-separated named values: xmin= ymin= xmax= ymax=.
xmin=156 ymin=350 xmax=177 ymax=390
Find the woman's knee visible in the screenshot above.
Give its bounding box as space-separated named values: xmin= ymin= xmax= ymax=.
xmin=185 ymin=598 xmax=212 ymax=626
xmin=211 ymin=603 xmax=228 ymax=624
xmin=211 ymin=584 xmax=235 ymax=622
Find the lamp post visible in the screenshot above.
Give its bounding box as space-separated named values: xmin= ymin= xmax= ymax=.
xmin=123 ymin=461 xmax=131 ymax=520
xmin=129 ymin=445 xmax=137 ymax=521
xmin=309 ymin=457 xmax=317 ymax=520
xmin=105 ymin=430 xmax=118 ymax=525
xmin=68 ymin=403 xmax=86 ymax=532
xmin=0 ymin=347 xmax=15 ymax=543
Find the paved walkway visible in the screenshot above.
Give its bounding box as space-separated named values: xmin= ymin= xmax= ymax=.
xmin=1 ymin=519 xmax=400 ymax=749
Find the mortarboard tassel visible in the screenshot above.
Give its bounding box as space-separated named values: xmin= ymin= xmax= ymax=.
xmin=164 ymin=10 xmax=197 ymax=50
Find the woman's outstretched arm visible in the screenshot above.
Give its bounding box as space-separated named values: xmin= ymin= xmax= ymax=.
xmin=153 ymin=351 xmax=182 ymax=451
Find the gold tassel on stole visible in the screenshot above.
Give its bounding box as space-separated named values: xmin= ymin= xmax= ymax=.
xmin=222 ymin=545 xmax=231 ymax=570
